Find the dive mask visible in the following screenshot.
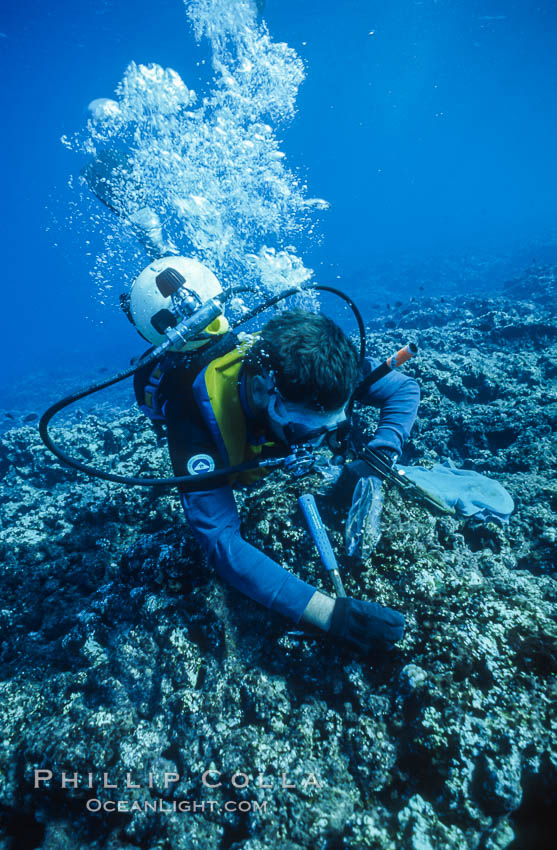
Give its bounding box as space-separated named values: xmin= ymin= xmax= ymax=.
xmin=266 ymin=382 xmax=348 ymax=447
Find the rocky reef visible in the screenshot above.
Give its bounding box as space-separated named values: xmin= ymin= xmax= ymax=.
xmin=0 ymin=268 xmax=555 ymax=850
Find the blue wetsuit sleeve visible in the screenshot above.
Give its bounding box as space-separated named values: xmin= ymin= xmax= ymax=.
xmin=357 ymin=357 xmax=420 ymax=456
xmin=180 ymin=486 xmax=316 ymax=623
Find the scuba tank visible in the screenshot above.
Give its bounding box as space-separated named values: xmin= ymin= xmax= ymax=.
xmin=126 ymin=256 xmax=229 ymax=349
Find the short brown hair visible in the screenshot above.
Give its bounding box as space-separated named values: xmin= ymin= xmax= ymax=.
xmin=243 ymin=309 xmax=360 ymax=410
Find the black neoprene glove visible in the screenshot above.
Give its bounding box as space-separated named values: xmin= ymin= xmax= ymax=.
xmin=329 ymin=596 xmax=405 ymax=654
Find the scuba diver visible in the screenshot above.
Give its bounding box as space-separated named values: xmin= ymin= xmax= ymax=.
xmin=129 ymin=261 xmax=420 ymax=654
xmin=40 ymin=149 xmax=421 ymax=658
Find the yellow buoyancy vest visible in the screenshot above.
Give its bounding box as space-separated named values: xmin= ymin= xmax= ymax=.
xmin=193 ymin=336 xmax=274 ymax=486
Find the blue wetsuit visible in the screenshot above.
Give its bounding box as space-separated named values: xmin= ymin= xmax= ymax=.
xmin=164 ymin=357 xmax=420 ymax=623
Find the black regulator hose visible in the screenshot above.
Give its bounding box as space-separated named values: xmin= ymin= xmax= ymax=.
xmin=38 ymin=360 xmax=276 ymax=488
xmin=38 ymin=282 xmax=366 ymax=487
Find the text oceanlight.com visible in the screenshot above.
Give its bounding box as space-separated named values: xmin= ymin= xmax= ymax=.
xmin=86 ymin=798 xmax=267 ymax=814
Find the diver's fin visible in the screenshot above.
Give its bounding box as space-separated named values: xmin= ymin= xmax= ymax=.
xmin=81 ymin=150 xmax=178 ymax=259
xmin=81 ymin=149 xmax=137 ymax=217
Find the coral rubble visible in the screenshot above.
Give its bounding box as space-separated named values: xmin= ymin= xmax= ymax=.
xmin=0 ymin=271 xmax=555 ymax=849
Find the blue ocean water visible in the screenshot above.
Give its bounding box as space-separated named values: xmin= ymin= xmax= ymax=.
xmin=2 ymin=0 xmax=557 ymax=415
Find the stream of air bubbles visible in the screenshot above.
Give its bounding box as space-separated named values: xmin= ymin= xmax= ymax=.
xmin=62 ymin=0 xmax=330 ymax=308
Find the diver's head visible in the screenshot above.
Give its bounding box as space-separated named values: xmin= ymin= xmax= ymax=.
xmin=243 ymin=309 xmax=359 ymax=446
